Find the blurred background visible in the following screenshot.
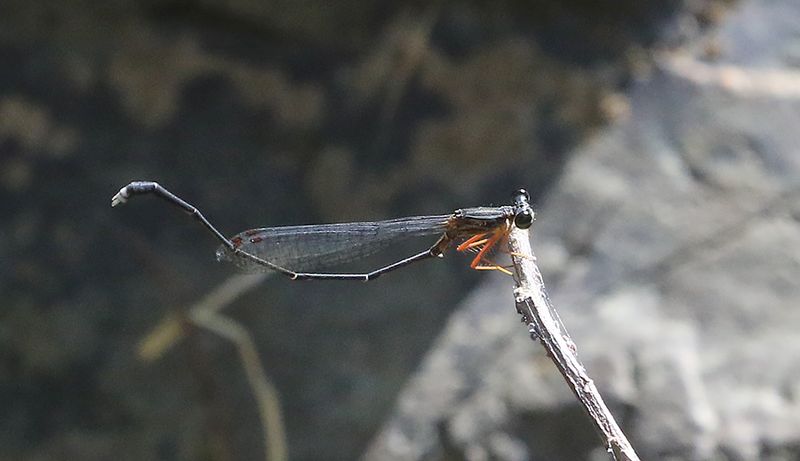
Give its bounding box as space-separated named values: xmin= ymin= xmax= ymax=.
xmin=3 ymin=0 xmax=800 ymax=460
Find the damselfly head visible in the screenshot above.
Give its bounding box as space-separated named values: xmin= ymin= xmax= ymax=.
xmin=514 ymin=208 xmax=533 ymax=229
xmin=512 ymin=188 xmax=530 ymax=202
xmin=512 ymin=188 xmax=534 ymax=229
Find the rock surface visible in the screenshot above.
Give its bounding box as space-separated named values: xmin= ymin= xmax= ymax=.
xmin=364 ymin=1 xmax=800 ymax=460
xmin=6 ymin=1 xmax=797 ymax=460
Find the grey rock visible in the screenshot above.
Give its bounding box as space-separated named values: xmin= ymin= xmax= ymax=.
xmin=364 ymin=1 xmax=800 ymax=460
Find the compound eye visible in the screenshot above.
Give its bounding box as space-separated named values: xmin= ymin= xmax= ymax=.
xmin=513 ymin=188 xmax=530 ymax=202
xmin=514 ymin=209 xmax=534 ymax=229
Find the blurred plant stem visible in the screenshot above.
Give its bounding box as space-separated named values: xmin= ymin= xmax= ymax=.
xmin=138 ymin=272 xmax=287 ymax=461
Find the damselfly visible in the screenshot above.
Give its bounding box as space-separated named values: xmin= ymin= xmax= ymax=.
xmin=111 ymin=181 xmax=534 ymax=281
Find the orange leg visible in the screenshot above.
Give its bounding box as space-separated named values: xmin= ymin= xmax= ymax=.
xmin=457 ymin=233 xmax=487 ymax=252
xmin=472 ymin=258 xmax=514 ymax=275
xmin=456 ymin=226 xmax=516 ymax=276
xmin=469 ymin=228 xmax=504 ymax=269
xmin=461 ymin=238 xmax=489 ymax=252
xmin=492 ymin=249 xmax=535 ymax=261
xmin=506 ymin=251 xmax=535 ymax=261
xmin=470 ymin=225 xmax=515 ymax=275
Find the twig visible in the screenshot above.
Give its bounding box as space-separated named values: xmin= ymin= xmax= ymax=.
xmin=136 ymin=272 xmax=288 ymax=461
xmin=507 ymin=226 xmax=641 ymax=461
xmin=192 ymin=311 xmax=288 ymax=461
xmin=138 ymin=273 xmax=269 ymax=361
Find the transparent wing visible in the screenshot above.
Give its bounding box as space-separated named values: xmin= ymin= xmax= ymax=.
xmin=216 ymin=214 xmax=450 ymax=273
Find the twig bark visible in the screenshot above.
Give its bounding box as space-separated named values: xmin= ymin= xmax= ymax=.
xmin=507 ymin=226 xmax=641 ymax=461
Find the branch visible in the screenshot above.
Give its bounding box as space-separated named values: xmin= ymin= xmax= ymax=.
xmin=136 ymin=272 xmax=288 ymax=461
xmin=507 ymin=226 xmax=641 ymax=461
xmin=192 ymin=311 xmax=288 ymax=461
xmin=138 ymin=273 xmax=269 ymax=361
